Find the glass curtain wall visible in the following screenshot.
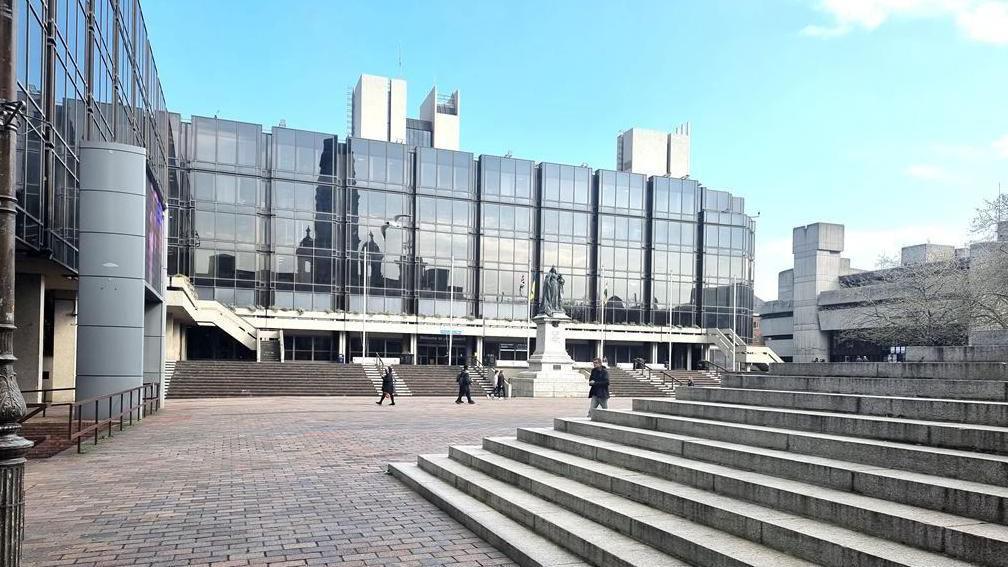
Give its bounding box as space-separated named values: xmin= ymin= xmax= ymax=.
xmin=14 ymin=0 xmax=169 ymax=272
xmin=597 ymin=170 xmax=648 ymax=324
xmin=700 ymin=189 xmax=755 ymax=340
xmin=479 ymin=156 xmax=534 ymax=321
xmin=538 ymin=163 xmax=593 ymax=322
xmin=189 ymin=118 xmax=262 ymax=306
xmin=346 ymin=139 xmax=411 ymax=315
xmin=651 ymin=177 xmax=700 ymax=327
xmin=269 ymin=128 xmax=338 ymax=311
xmin=415 ymin=147 xmax=475 ymax=317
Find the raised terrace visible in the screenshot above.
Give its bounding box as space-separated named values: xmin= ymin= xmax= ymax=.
xmin=392 ymin=360 xmax=1008 ymax=566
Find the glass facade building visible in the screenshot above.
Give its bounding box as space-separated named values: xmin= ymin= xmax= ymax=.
xmin=13 ymin=0 xmax=170 ymax=272
xmin=168 ymin=116 xmax=756 ymax=363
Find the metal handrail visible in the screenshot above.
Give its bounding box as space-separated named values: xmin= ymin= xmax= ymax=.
xmin=640 ymin=366 xmax=686 ymax=387
xmin=20 ymin=383 xmax=161 ymax=454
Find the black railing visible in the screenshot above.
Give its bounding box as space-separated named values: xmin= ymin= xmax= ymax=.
xmin=639 ymin=366 xmax=687 ymax=387
xmin=20 ymin=382 xmax=161 ymax=453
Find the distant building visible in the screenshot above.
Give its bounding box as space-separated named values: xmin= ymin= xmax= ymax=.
xmin=351 ymin=74 xmax=460 ymax=150
xmin=616 ymin=124 xmax=690 ymax=178
xmin=759 ymin=221 xmax=1008 ymax=362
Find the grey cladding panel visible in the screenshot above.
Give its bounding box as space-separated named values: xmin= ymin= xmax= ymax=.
xmin=76 ymin=276 xmax=146 ymax=328
xmin=79 ymin=190 xmax=145 ymax=236
xmin=77 ymin=232 xmax=146 ymax=279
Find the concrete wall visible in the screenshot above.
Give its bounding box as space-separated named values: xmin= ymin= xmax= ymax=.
xmin=51 ymin=298 xmax=77 ymax=402
xmin=76 ymin=142 xmax=147 ymax=417
xmin=971 ymin=329 xmax=1008 ymax=346
xmin=14 ymin=273 xmax=45 ymax=402
xmin=352 ymin=74 xmax=406 ymax=143
xmin=901 ymin=243 xmax=954 ymax=266
xmin=905 ymin=345 xmax=1008 ymax=363
xmin=618 ymin=128 xmax=667 ymax=176
xmin=777 ymin=269 xmax=794 ymax=302
xmin=667 ymin=127 xmax=690 ymax=178
xmin=420 ymin=87 xmax=460 ymax=151
xmin=165 ymin=314 xmax=187 ymax=361
xmin=773 ymin=361 xmax=1008 ymax=380
xmin=144 ymin=302 xmax=165 ymax=389
xmin=791 ymin=223 xmax=844 ymax=362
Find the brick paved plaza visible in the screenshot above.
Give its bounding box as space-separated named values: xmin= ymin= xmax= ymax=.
xmin=23 ymin=395 xmax=631 ymax=567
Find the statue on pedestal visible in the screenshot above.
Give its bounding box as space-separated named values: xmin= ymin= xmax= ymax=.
xmin=538 ymin=266 xmax=567 ymax=317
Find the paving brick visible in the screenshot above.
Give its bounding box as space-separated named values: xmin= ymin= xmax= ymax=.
xmin=24 ymin=396 xmax=629 ymax=566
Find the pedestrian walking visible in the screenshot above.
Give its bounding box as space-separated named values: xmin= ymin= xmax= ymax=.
xmin=493 ymin=370 xmax=507 ymax=398
xmin=456 ymin=365 xmax=475 ymax=404
xmin=376 ymin=367 xmax=396 ymax=405
xmin=588 ymin=357 xmax=610 ymax=416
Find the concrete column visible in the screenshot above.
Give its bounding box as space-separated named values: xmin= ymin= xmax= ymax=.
xmin=792 ymin=223 xmax=843 ymax=362
xmin=338 ymin=331 xmax=347 ymax=360
xmin=594 ymin=340 xmax=603 ymax=360
xmin=686 ymin=345 xmax=693 ymax=370
xmin=410 ymin=333 xmax=418 ymax=359
xmin=144 ymin=302 xmax=165 ymax=404
xmin=475 ymin=336 xmax=484 ymax=365
xmin=650 ymin=343 xmax=658 ymax=364
xmin=13 ymin=274 xmax=44 ymax=403
xmin=51 ymin=299 xmax=76 ymax=403
xmin=76 ymin=142 xmax=147 ymax=418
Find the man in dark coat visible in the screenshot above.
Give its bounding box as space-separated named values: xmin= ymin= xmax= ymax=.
xmin=588 ymin=357 xmax=610 ymax=416
xmin=493 ymin=370 xmax=507 ymax=398
xmin=455 ymin=365 xmax=475 ymax=404
xmin=376 ymin=367 xmax=396 ymax=406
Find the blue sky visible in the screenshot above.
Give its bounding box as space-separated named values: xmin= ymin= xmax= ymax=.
xmin=143 ymin=0 xmax=1008 ymax=299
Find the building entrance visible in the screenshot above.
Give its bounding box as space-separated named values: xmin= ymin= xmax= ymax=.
xmin=417 ymin=335 xmax=468 ymax=365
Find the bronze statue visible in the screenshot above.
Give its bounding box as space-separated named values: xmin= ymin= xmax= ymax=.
xmin=538 ymin=266 xmax=566 ymax=316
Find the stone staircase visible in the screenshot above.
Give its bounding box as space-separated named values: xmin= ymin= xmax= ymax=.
xmin=393 ymin=365 xmax=475 ymax=397
xmin=605 ymin=367 xmax=670 ymax=397
xmin=364 ymin=363 xmax=411 ymax=396
xmin=624 ymin=368 xmax=677 ymax=396
xmin=163 ymin=360 xmax=177 ymax=395
xmin=468 ymin=365 xmax=496 ymax=397
xmin=166 ymin=361 xmax=376 ymax=398
xmin=390 ymin=365 xmax=1008 ymax=566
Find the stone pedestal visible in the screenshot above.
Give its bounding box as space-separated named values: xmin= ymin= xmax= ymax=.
xmin=511 ymin=315 xmax=587 ymax=397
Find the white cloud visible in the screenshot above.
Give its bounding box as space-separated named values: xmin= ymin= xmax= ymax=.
xmin=956 ymin=1 xmax=1008 ymax=44
xmin=904 ymin=163 xmax=951 ymax=180
xmin=993 ymin=134 xmax=1008 ymax=157
xmin=804 ymin=0 xmax=1008 ymax=44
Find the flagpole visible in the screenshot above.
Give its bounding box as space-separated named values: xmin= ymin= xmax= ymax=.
xmin=448 ymin=254 xmax=454 ymax=365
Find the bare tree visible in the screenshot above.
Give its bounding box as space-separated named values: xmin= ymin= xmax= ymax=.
xmin=843 ymin=194 xmax=1008 ymax=347
xmin=966 ymin=193 xmax=1008 ymax=331
xmin=843 ymin=254 xmax=971 ymax=347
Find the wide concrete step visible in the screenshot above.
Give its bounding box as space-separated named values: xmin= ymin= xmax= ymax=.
xmin=590 ymin=409 xmax=1008 ymax=487
xmin=552 ymin=418 xmax=1008 ymax=525
xmin=416 ymin=453 xmax=809 ymax=567
xmin=445 ymin=445 xmax=982 ymax=567
xmin=499 ymin=430 xmax=1008 ymax=564
xmin=678 ymin=387 xmax=1008 ymax=426
xmin=387 ymin=463 xmax=591 ymax=567
xmin=633 ymin=398 xmax=1008 ymax=454
xmin=722 ymin=374 xmax=1008 ymax=402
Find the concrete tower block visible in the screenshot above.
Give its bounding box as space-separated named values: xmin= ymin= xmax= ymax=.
xmin=791 ymin=223 xmax=844 ymax=363
xmin=76 ymin=142 xmax=147 ymax=417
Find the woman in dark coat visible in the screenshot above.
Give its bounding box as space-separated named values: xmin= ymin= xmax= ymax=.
xmin=376 ymin=367 xmax=396 ymax=406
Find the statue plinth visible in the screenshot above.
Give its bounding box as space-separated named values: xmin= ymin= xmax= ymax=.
xmin=511 ymin=314 xmax=587 ymax=398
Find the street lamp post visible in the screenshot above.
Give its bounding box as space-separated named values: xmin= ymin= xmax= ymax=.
xmin=731 ymin=280 xmax=737 ymax=372
xmin=1 ymin=1 xmax=34 ymax=563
